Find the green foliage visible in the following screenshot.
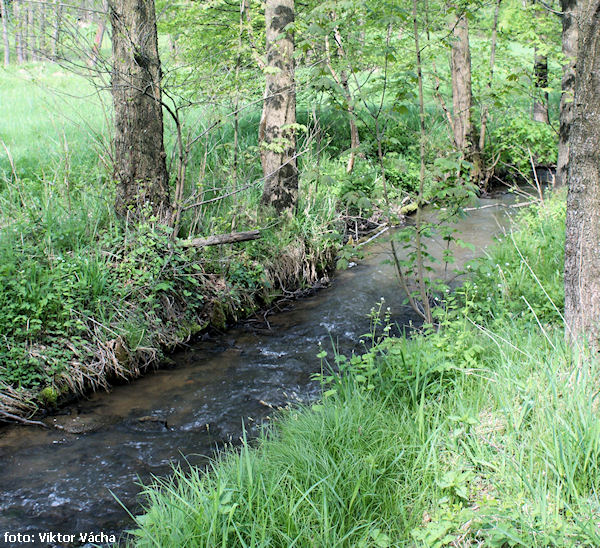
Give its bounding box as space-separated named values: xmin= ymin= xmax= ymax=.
xmin=488 ymin=115 xmax=558 ymax=177
xmin=456 ymin=189 xmax=566 ymax=326
xmin=0 ymin=66 xmax=344 ymax=403
xmin=130 ymin=194 xmax=600 ymax=548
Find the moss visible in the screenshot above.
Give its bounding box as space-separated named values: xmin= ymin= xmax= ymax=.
xmin=400 ymin=202 xmax=418 ymax=216
xmin=175 ymin=321 xmax=209 ymax=340
xmin=39 ymin=386 xmax=59 ymax=407
xmin=209 ymin=301 xmax=228 ymax=330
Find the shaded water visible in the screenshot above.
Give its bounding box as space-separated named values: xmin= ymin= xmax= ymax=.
xmin=0 ymin=194 xmax=517 ymax=546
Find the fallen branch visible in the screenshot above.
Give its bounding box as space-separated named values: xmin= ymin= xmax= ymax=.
xmin=357 ymin=226 xmax=390 ymax=248
xmin=181 ymin=230 xmax=261 ymax=248
xmin=462 ymin=201 xmax=533 ymax=212
xmin=0 ymin=410 xmax=48 ymax=428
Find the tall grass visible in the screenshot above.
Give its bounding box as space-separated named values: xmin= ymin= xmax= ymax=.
xmin=129 ymin=191 xmax=600 ymax=547
xmin=0 ymin=67 xmax=345 ymax=408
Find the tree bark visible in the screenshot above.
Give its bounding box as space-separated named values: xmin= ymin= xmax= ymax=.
xmin=14 ymin=0 xmax=24 ymax=64
xmin=1 ymin=0 xmax=10 ymax=67
xmin=259 ymin=0 xmax=298 ymax=214
xmin=52 ymin=0 xmax=61 ymax=60
xmin=450 ymin=9 xmax=473 ymax=154
xmin=533 ymin=47 xmax=550 ymax=123
xmin=557 ymin=0 xmax=579 ymax=186
xmin=564 ymin=0 xmax=600 ymax=344
xmin=110 ymin=0 xmax=171 ymax=221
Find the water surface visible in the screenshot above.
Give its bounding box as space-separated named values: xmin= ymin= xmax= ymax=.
xmin=0 ymin=194 xmax=518 ymax=546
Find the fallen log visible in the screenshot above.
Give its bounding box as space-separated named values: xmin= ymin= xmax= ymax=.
xmin=181 ymin=230 xmax=261 ymax=248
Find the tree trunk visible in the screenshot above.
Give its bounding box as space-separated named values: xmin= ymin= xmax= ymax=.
xmin=110 ymin=0 xmax=171 ymax=221
xmin=259 ymin=0 xmax=298 ymax=214
xmin=28 ymin=4 xmax=36 ymax=61
xmin=22 ymin=3 xmax=30 ymax=61
xmin=557 ymin=0 xmax=579 ymax=186
xmin=52 ymin=0 xmax=61 ymax=60
xmin=333 ymin=24 xmax=360 ymax=174
xmin=1 ymin=0 xmax=10 ymax=67
xmin=14 ymin=0 xmax=23 ymax=64
xmin=533 ymin=47 xmax=550 ymax=123
xmin=475 ymin=0 xmax=501 ymax=188
xmin=564 ymin=0 xmax=600 ymax=344
xmin=450 ymin=9 xmax=473 ymax=154
xmin=39 ymin=1 xmax=47 ymax=60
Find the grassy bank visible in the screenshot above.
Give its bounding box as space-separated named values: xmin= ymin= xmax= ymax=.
xmin=0 ymin=57 xmax=558 ymax=421
xmin=0 ymin=66 xmax=344 ymax=420
xmin=128 ymin=191 xmax=600 ymax=547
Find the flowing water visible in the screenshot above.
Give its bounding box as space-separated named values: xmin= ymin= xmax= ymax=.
xmin=0 ymin=194 xmax=519 ymax=546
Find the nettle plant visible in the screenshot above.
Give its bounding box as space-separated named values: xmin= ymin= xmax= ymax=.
xmin=391 ymin=154 xmax=478 ymax=325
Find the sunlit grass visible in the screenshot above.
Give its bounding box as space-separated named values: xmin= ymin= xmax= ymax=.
xmin=129 ymin=193 xmax=599 ymax=547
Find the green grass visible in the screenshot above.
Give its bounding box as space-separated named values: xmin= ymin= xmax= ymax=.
xmin=129 ymin=192 xmax=599 ymax=547
xmin=0 ymin=64 xmax=108 ymax=183
xmin=0 ymin=49 xmax=559 ymax=416
xmin=0 ymin=66 xmax=345 ymax=413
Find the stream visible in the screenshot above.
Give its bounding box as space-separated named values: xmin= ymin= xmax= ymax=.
xmin=0 ymin=193 xmax=518 ymax=547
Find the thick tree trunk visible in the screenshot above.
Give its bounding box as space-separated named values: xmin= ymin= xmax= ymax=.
xmin=533 ymin=48 xmax=550 ymax=123
xmin=1 ymin=0 xmax=10 ymax=67
xmin=450 ymin=10 xmax=473 ymax=154
xmin=259 ymin=0 xmax=298 ymax=214
xmin=564 ymin=0 xmax=600 ymax=344
xmin=110 ymin=0 xmax=171 ymax=221
xmin=557 ymin=0 xmax=579 ymax=186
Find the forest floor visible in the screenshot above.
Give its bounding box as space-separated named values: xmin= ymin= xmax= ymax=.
xmin=127 ymin=191 xmax=599 ymax=548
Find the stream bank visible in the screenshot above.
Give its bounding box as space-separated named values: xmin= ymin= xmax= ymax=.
xmin=0 ymin=194 xmax=516 ymax=546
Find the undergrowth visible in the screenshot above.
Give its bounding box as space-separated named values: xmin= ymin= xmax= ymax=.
xmin=0 ymin=62 xmax=559 ymax=419
xmin=128 ymin=191 xmax=599 ymax=548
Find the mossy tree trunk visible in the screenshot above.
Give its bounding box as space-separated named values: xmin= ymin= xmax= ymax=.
xmin=564 ymin=0 xmax=600 ymax=344
xmin=110 ymin=0 xmax=171 ymax=221
xmin=259 ymin=0 xmax=298 ymax=214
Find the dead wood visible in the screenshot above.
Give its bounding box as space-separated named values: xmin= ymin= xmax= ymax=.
xmin=181 ymin=230 xmax=261 ymax=248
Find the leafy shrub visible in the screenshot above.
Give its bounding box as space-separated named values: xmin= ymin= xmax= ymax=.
xmin=488 ymin=115 xmax=558 ymax=178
